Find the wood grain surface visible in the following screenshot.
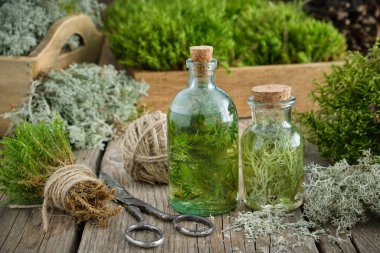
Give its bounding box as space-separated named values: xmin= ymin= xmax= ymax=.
xmin=134 ymin=62 xmax=342 ymax=118
xmin=1 ymin=120 xmax=379 ymax=252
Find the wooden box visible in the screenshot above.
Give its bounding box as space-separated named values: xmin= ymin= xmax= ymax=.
xmin=0 ymin=14 xmax=104 ymax=135
xmin=134 ymin=61 xmax=342 ymax=118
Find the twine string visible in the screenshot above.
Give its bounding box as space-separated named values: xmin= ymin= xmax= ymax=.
xmin=41 ymin=164 xmax=99 ymax=232
xmin=122 ymin=112 xmax=168 ymax=184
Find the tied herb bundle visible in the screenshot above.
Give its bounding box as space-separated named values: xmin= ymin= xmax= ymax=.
xmin=0 ymin=118 xmax=120 ymax=231
xmin=299 ymin=43 xmax=380 ymax=163
xmin=5 ymin=64 xmax=149 ymax=149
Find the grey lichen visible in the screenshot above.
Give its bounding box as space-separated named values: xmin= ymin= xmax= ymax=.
xmin=304 ymin=150 xmax=380 ymax=234
xmin=5 ymin=64 xmax=149 ymax=149
xmin=0 ymin=0 xmax=104 ymax=56
xmin=224 ymin=209 xmax=324 ymax=247
xmin=227 ymin=150 xmax=380 ymax=246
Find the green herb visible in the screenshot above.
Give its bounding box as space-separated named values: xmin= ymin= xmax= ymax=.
xmin=304 ymin=150 xmax=380 ymax=234
xmin=298 ymin=43 xmax=380 ymax=163
xmin=0 ymin=0 xmax=104 ymax=56
xmin=0 ymin=118 xmax=73 ymax=204
xmin=5 ymin=64 xmax=149 ymax=149
xmin=241 ymin=125 xmax=304 ymax=210
xmin=168 ymin=111 xmax=238 ymax=216
xmin=233 ymin=1 xmax=346 ymax=66
xmin=104 ymin=0 xmax=345 ymax=70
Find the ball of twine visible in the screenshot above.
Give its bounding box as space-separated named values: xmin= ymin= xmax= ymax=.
xmin=42 ymin=164 xmax=120 ymax=232
xmin=122 ymin=111 xmax=168 ymax=184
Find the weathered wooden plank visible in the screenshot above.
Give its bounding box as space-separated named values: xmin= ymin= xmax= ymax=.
xmin=134 ymin=62 xmax=342 ymax=119
xmin=79 ymin=140 xmax=205 ymax=253
xmin=0 ymin=148 xmax=102 ymax=253
xmin=270 ymin=210 xmax=319 ymax=253
xmin=317 ymin=225 xmax=357 ymax=253
xmin=350 ymin=216 xmax=380 ymax=253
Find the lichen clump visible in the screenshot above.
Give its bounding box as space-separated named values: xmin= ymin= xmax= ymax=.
xmin=228 ymin=151 xmax=380 ymax=246
xmin=304 ymin=150 xmax=380 ymax=233
xmin=0 ymin=0 xmax=104 ymax=56
xmin=5 ymin=64 xmax=149 ymax=149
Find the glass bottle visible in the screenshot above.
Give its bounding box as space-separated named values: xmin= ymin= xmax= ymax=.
xmin=241 ymin=84 xmax=304 ymax=211
xmin=167 ymin=46 xmax=238 ymax=216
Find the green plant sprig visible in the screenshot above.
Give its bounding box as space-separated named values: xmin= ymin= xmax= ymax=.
xmin=0 ymin=118 xmax=73 ymax=204
xmin=298 ymin=43 xmax=380 ymax=163
xmin=168 ymin=111 xmax=239 ymax=215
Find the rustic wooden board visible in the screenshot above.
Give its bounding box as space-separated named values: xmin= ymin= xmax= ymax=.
xmin=350 ymin=215 xmax=380 ymax=253
xmin=0 ymin=149 xmax=102 ymax=253
xmin=78 ymin=120 xmax=345 ymax=253
xmin=134 ymin=62 xmax=342 ymax=118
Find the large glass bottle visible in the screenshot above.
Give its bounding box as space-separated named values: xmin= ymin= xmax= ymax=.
xmin=241 ymin=84 xmax=304 ymax=211
xmin=167 ymin=46 xmax=238 ymax=216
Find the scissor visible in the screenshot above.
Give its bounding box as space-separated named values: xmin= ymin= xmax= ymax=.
xmin=101 ymin=172 xmax=214 ymax=248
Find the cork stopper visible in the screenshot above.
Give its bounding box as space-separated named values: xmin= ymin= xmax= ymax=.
xmin=252 ymin=84 xmax=292 ymax=102
xmin=190 ymin=45 xmax=213 ymax=62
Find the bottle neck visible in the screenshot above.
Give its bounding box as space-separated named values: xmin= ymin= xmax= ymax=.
xmin=248 ymin=96 xmax=296 ymax=126
xmin=252 ymin=107 xmax=292 ymax=125
xmin=186 ymin=58 xmax=217 ymax=89
xmin=188 ymin=71 xmax=216 ymax=89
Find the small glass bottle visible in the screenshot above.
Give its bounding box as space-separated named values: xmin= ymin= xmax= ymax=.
xmin=241 ymin=84 xmax=304 ymax=210
xmin=167 ymin=46 xmax=238 ymax=216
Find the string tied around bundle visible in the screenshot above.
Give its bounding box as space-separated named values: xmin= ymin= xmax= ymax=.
xmin=41 ymin=164 xmax=121 ymax=232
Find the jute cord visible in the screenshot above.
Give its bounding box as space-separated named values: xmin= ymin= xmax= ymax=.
xmin=122 ymin=112 xmax=168 ymax=184
xmin=41 ymin=164 xmax=100 ymax=232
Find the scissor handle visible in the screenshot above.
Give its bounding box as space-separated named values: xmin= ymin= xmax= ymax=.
xmin=125 ymin=223 xmax=164 ymax=248
xmin=173 ymin=215 xmax=214 ymax=237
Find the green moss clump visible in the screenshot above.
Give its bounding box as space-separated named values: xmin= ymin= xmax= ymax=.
xmin=233 ymin=2 xmax=346 ymax=66
xmin=0 ymin=118 xmax=73 ymax=204
xmin=105 ymin=0 xmax=235 ymax=71
xmin=104 ymin=0 xmax=346 ymax=70
xmin=299 ymin=43 xmax=380 ymax=163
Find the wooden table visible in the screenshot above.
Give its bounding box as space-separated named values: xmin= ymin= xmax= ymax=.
xmin=1 ymin=119 xmax=379 ymax=253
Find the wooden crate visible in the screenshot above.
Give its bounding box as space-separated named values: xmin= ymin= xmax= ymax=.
xmin=0 ymin=14 xmax=104 ymax=135
xmin=134 ymin=61 xmax=342 ymax=118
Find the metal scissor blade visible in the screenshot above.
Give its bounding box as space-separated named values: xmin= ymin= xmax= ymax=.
xmin=100 ymin=172 xmax=133 ymax=201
